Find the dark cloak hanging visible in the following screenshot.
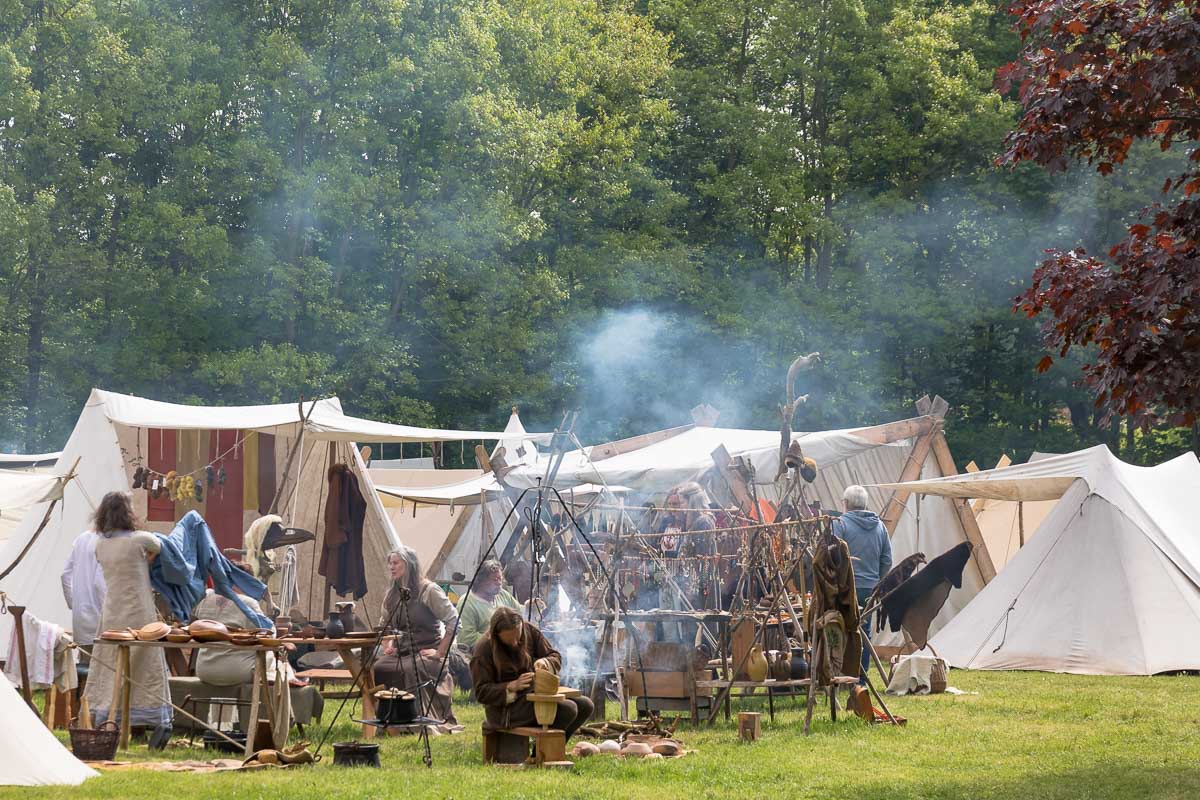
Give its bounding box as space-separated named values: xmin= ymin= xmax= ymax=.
xmin=319 ymin=462 xmax=368 ymax=599
xmin=879 ymin=541 xmax=973 ymax=649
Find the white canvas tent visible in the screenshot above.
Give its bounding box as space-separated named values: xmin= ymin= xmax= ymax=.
xmin=504 ymin=411 xmax=994 ymax=647
xmin=371 ymin=410 xmax=555 ymax=584
xmin=0 ymin=389 xmax=538 ymax=651
xmin=0 ymin=674 xmax=95 ymax=786
xmin=880 ymin=445 xmax=1200 ymax=674
xmin=0 ymin=468 xmax=66 ymax=550
xmin=969 ymin=453 xmax=1058 ymax=572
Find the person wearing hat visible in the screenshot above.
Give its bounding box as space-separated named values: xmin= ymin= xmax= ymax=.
xmin=832 ymin=485 xmax=892 ymax=684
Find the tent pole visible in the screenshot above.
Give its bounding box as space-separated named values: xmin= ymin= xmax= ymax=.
xmin=1018 ymin=501 xmax=1025 ymax=548
xmin=266 ymin=398 xmax=319 ymax=516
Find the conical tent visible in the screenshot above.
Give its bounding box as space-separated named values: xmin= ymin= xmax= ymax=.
xmin=0 ymin=674 xmax=95 ymax=786
xmin=883 ymin=446 xmax=1200 ymax=674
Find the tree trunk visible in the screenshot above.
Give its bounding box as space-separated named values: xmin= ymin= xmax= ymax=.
xmin=23 ymin=261 xmax=45 ymax=451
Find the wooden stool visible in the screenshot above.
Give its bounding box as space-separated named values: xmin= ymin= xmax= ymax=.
xmin=738 ymin=711 xmax=762 ymax=742
xmin=483 ymin=726 xmax=567 ymax=766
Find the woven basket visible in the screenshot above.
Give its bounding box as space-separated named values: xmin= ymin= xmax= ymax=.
xmin=930 ymin=658 xmax=948 ymax=694
xmin=69 ymin=719 xmax=119 ymax=761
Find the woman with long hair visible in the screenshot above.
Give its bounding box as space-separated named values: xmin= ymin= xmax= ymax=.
xmin=470 ymin=607 xmax=593 ymax=738
xmin=372 ymin=545 xmax=460 ymax=728
xmin=81 ymin=492 xmax=173 ymax=748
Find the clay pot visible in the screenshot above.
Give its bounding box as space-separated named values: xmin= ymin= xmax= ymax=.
xmin=326 ymin=612 xmax=346 ymax=640
xmin=621 ymin=742 xmax=652 ymax=757
xmin=768 ymin=650 xmax=791 ymax=682
xmin=789 ymin=646 xmax=809 ymax=680
xmin=651 ymin=741 xmax=681 ymax=757
xmin=598 ymin=740 xmax=620 ymax=754
xmin=745 ymin=645 xmax=769 ymax=682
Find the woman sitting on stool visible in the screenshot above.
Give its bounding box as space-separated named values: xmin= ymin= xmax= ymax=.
xmin=470 ymin=607 xmax=593 ymax=738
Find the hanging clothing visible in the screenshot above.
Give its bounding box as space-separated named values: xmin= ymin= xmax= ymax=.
xmin=879 ymin=542 xmax=972 ymax=649
xmin=806 ymin=534 xmax=862 ymax=684
xmin=4 ymin=612 xmax=78 ymax=691
xmin=319 ymin=464 xmax=367 ymax=599
xmin=373 ymin=580 xmax=458 ymax=725
xmin=61 ymin=531 xmax=106 ymax=647
xmin=84 ymin=531 xmax=172 ymax=728
xmin=150 ymin=510 xmax=270 ymax=628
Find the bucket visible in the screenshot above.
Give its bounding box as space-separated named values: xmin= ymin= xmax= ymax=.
xmin=332 ymin=741 xmax=381 ymax=768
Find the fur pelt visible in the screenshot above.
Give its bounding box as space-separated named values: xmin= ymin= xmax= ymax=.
xmin=868 ymin=552 xmax=926 ymax=632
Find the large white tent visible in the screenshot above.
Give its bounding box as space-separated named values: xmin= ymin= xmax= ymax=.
xmin=0 ymin=389 xmax=539 ymax=651
xmin=881 ymin=445 xmax=1200 ymax=674
xmin=0 ymin=674 xmax=95 ymax=786
xmin=0 ymin=468 xmax=67 ymax=549
xmin=504 ymin=411 xmax=994 ymax=648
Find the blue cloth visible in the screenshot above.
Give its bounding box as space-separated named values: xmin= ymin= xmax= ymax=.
xmin=833 ymin=510 xmax=893 ymax=592
xmin=150 ymin=511 xmax=271 ymax=628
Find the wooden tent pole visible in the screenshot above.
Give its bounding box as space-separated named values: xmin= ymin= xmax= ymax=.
xmin=1018 ymin=501 xmax=1025 ymax=548
xmin=266 ymin=398 xmax=319 ymax=516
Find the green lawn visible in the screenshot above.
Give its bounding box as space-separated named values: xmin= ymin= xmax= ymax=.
xmin=9 ymin=671 xmax=1200 ymax=800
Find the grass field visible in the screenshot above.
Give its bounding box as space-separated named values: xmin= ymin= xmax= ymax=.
xmin=8 ymin=671 xmax=1200 ymax=800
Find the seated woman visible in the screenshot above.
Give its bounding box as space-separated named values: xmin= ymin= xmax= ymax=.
xmin=373 ymin=546 xmax=459 ymax=729
xmin=470 ymin=607 xmax=593 ymax=738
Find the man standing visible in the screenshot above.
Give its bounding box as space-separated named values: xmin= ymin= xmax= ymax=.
xmin=61 ymin=530 xmax=106 ymax=657
xmin=832 ymin=485 xmax=892 ymax=683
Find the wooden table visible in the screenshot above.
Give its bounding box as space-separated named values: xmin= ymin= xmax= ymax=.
xmin=109 ymin=639 xmax=285 ymax=757
xmin=282 ymin=635 xmax=399 ymax=739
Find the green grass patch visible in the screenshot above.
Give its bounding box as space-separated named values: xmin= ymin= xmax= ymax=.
xmin=9 ymin=671 xmax=1200 ymax=799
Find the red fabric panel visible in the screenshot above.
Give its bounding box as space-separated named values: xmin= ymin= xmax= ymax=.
xmin=147 ymin=428 xmax=177 ymax=522
xmin=205 ymin=429 xmax=246 ymax=551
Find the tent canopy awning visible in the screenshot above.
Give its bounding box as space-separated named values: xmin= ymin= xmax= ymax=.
xmin=872 ymin=445 xmax=1118 ymax=502
xmin=92 ymin=389 xmax=549 ymax=443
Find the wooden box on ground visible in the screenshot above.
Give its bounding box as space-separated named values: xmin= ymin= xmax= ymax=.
xmin=621 ymin=668 xmax=713 ymax=723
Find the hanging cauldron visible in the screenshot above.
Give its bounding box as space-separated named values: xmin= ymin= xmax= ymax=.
xmin=332 ymin=741 xmax=381 ymax=768
xmin=372 ymin=688 xmax=417 ymax=725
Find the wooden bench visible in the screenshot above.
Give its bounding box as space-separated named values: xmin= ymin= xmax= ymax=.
xmin=482 ymin=726 xmax=567 ymax=767
xmin=295 ymin=668 xmax=358 ymax=700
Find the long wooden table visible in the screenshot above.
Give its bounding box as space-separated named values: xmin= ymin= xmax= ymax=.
xmin=107 ymin=635 xmax=396 ymax=755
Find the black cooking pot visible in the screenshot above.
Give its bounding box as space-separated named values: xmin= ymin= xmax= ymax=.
xmin=332 ymin=741 xmax=380 ymax=768
xmin=374 ymin=690 xmax=417 ymax=725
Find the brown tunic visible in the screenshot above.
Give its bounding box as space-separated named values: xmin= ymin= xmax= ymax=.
xmin=470 ymin=621 xmax=562 ymax=732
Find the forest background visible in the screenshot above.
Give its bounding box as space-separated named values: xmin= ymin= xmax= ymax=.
xmin=0 ymin=0 xmax=1191 ymax=467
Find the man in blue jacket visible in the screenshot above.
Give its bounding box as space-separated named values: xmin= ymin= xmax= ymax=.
xmin=832 ymin=485 xmax=892 ymax=683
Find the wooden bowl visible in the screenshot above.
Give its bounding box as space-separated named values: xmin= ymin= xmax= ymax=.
xmin=136 ymin=621 xmax=171 ymax=641
xmin=99 ymin=629 xmax=135 ymax=642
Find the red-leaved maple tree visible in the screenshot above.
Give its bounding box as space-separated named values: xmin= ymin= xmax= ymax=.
xmin=998 ymin=0 xmax=1200 ymax=426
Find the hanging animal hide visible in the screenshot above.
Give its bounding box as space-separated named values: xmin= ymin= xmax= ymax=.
xmin=868 ymin=552 xmax=927 ymax=633
xmin=879 ymin=542 xmax=972 ymax=649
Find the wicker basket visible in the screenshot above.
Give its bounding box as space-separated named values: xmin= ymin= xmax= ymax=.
xmin=69 ymin=719 xmax=119 ymax=761
xmin=929 ymin=658 xmax=948 ymax=694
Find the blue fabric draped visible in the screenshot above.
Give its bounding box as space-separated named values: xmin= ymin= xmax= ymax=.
xmin=150 ymin=511 xmax=271 ymax=628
